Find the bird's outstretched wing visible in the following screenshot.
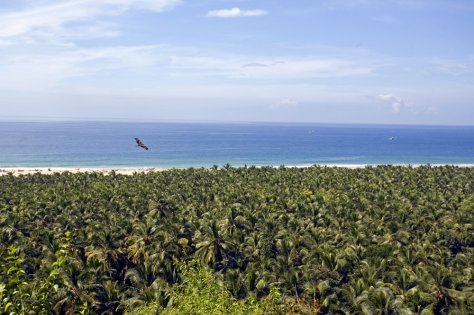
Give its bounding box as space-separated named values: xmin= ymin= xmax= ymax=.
xmin=134 ymin=138 xmax=149 ymax=150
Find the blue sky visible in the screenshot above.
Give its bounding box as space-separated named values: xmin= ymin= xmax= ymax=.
xmin=0 ymin=0 xmax=473 ymax=125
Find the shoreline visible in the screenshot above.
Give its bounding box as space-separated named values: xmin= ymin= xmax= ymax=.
xmin=0 ymin=167 xmax=165 ymax=176
xmin=1 ymin=164 xmax=473 ymax=176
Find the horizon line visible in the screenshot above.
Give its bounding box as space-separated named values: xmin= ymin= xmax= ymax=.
xmin=0 ymin=115 xmax=473 ymax=128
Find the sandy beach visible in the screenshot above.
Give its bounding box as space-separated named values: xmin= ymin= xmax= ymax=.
xmin=1 ymin=164 xmax=472 ymax=176
xmin=0 ymin=167 xmax=166 ymax=176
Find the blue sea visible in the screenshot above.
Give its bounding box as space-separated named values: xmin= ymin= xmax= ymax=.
xmin=0 ymin=121 xmax=473 ymax=168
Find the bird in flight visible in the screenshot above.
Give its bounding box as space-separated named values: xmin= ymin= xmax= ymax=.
xmin=134 ymin=138 xmax=149 ymax=150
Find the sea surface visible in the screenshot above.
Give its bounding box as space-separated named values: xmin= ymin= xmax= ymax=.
xmin=0 ymin=121 xmax=473 ymax=168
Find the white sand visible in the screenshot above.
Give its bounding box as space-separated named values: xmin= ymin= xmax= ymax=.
xmin=0 ymin=167 xmax=166 ymax=176
xmin=0 ymin=164 xmax=472 ymax=176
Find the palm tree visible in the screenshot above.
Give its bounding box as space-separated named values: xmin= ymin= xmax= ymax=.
xmin=194 ymin=220 xmax=235 ymax=270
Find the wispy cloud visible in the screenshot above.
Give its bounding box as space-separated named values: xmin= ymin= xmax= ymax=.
xmin=426 ymin=106 xmax=439 ymax=114
xmin=242 ymin=62 xmax=270 ymax=68
xmin=0 ymin=0 xmax=181 ymax=38
xmin=242 ymin=61 xmax=284 ymax=68
xmin=0 ymin=0 xmax=182 ymax=91
xmin=376 ymin=93 xmax=406 ymax=112
xmin=0 ymin=45 xmax=162 ymax=90
xmin=270 ymin=98 xmax=299 ymax=109
xmin=170 ymin=55 xmax=375 ymax=79
xmin=207 ymin=7 xmax=268 ymax=18
xmin=429 ymin=58 xmax=472 ymax=76
xmin=0 ymin=40 xmax=380 ymax=92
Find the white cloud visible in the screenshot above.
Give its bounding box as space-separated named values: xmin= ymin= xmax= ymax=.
xmin=238 ymin=58 xmax=373 ymax=78
xmin=242 ymin=62 xmax=270 ymax=68
xmin=0 ymin=40 xmax=379 ymax=92
xmin=1 ymin=40 xmax=380 ymax=94
xmin=169 ymin=55 xmax=375 ymax=79
xmin=270 ymin=98 xmax=299 ymax=109
xmin=429 ymin=58 xmax=471 ymax=76
xmin=55 ymin=21 xmax=122 ymax=39
xmin=0 ymin=45 xmax=162 ymax=90
xmin=0 ymin=0 xmax=182 ymax=90
xmin=0 ymin=0 xmax=181 ymax=38
xmin=376 ymin=93 xmax=406 ymax=112
xmin=207 ymin=7 xmax=268 ymax=18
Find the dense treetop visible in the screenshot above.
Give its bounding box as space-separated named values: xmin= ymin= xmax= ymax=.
xmin=1 ymin=166 xmax=473 ymax=314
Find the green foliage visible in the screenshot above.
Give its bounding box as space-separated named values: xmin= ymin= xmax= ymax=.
xmin=0 ymin=245 xmax=30 ymax=314
xmin=129 ymin=261 xmax=317 ymax=315
xmin=0 ymin=231 xmax=74 ymax=314
xmin=161 ymin=260 xmax=258 ymax=315
xmin=1 ymin=166 xmax=473 ymax=314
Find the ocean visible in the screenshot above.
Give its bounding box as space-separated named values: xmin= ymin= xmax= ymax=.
xmin=0 ymin=121 xmax=473 ymax=168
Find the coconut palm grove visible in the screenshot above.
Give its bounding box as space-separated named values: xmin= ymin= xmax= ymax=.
xmin=1 ymin=165 xmax=473 ymax=314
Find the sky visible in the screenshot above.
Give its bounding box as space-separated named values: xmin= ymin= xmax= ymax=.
xmin=0 ymin=0 xmax=473 ymax=125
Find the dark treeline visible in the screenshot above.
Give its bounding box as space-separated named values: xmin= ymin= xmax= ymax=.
xmin=1 ymin=165 xmax=473 ymax=314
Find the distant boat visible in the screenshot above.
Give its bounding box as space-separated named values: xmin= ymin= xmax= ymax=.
xmin=388 ymin=137 xmax=397 ymax=141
